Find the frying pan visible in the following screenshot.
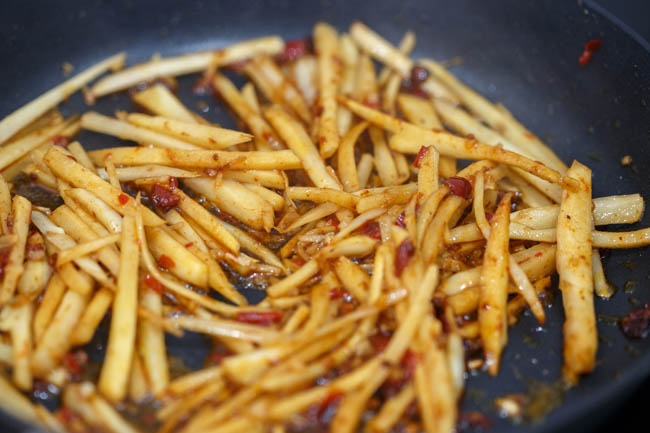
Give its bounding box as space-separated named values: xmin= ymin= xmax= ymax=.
xmin=1 ymin=0 xmax=649 ymax=432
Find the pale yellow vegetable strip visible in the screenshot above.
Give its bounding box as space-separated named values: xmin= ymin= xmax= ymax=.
xmin=356 ymin=153 xmax=374 ymax=189
xmin=139 ymin=285 xmax=169 ymax=397
xmin=511 ymin=194 xmax=644 ymax=229
xmin=592 ymin=250 xmax=614 ymax=299
xmin=32 ymin=212 xmax=114 ymax=290
xmin=33 ymin=274 xmax=66 ymax=343
xmin=0 ymin=175 xmax=10 ymax=234
xmin=184 ymin=177 xmax=274 ymax=232
xmin=448 ymin=222 xmax=650 ymax=248
xmin=314 ymin=22 xmax=341 ymax=157
xmin=396 ymin=93 xmax=457 ymax=179
xmin=220 ymin=221 xmax=284 ymax=270
xmin=506 ymin=168 xmax=555 ymax=207
xmin=132 ymin=84 xmax=198 ymax=123
xmin=340 ymin=96 xmax=570 ymax=188
xmin=418 ymin=58 xmax=567 ymax=172
xmin=171 ymin=316 xmax=279 ymax=344
xmin=366 ymin=384 xmax=415 ymax=433
xmin=11 ymin=302 xmax=33 ymax=390
xmin=0 ymin=374 xmax=39 ymax=426
xmin=70 ymin=288 xmax=113 ymax=347
xmin=557 ymin=161 xmax=597 ymax=385
xmin=0 ymin=121 xmax=71 ymax=171
xmin=98 ymin=213 xmax=139 ymax=402
xmin=479 ymin=193 xmax=511 ymax=376
xmin=0 ymin=195 xmax=31 ymax=304
xmin=89 ymin=37 xmax=283 ymax=98
xmin=32 ymin=290 xmax=90 ymax=376
xmin=25 ymin=164 xmax=59 ymax=189
xmin=333 ymin=257 xmax=369 ymax=302
xmin=134 ymin=209 xmax=245 ymax=316
xmin=126 ymin=113 xmax=252 ymax=149
xmin=88 ymin=147 xmax=301 ymax=171
xmin=44 ymin=146 xmax=164 ymax=226
xmin=378 ymin=31 xmax=415 ymax=86
xmin=286 ymin=187 xmax=358 ymax=209
xmin=417 ymin=146 xmax=439 ymax=199
xmin=267 ymin=260 xmax=320 ymax=297
xmin=212 ymin=73 xmax=283 ymax=150
xmin=243 ymin=183 xmax=284 ymax=211
xmin=245 ymin=56 xmax=312 ymax=124
xmin=241 ymin=82 xmax=261 ymax=114
xmin=369 ymin=126 xmax=399 ymax=186
xmin=0 ymin=52 xmax=126 ymax=143
xmin=337 ymin=121 xmax=368 ymax=192
xmin=349 ymin=21 xmax=412 ymax=77
xmin=146 ymin=225 xmax=209 ymax=288
xmin=174 ymin=188 xmax=239 ymax=254
xmin=82 ymin=112 xmax=200 ymax=150
xmin=357 ymin=183 xmax=417 ymax=214
xmin=98 ymin=165 xmax=200 ymax=182
xmin=284 ymin=202 xmax=339 ymax=232
xmin=265 ymin=105 xmax=341 ymax=190
xmin=55 ymin=233 xmax=121 ymax=268
xmin=222 ymin=169 xmax=286 ymax=190
xmin=433 ymin=98 xmax=562 ymax=202
xmin=397 ymin=93 xmax=442 ymax=129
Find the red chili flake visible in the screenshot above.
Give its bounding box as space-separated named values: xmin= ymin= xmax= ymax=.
xmin=315 ymin=104 xmax=324 ymax=116
xmin=5 ymin=216 xmax=12 ymax=233
xmin=292 ymin=256 xmax=306 ymax=266
xmin=620 ymin=304 xmax=650 ymax=339
xmin=158 ymin=254 xmax=175 ymax=269
xmin=585 ymin=39 xmax=602 ymax=51
xmin=276 ymin=39 xmax=311 ymax=63
xmin=360 ymin=221 xmax=382 ymax=240
xmin=144 ymin=274 xmax=164 ymax=294
xmin=413 ymin=146 xmax=430 ymax=168
xmin=235 ymin=311 xmax=283 ymax=326
xmin=117 ymin=193 xmax=129 ymax=205
xmin=401 ymin=349 xmax=418 ymax=380
xmin=369 ymin=333 xmax=391 ymax=353
xmin=445 ymin=176 xmax=472 ymax=199
xmin=66 ymin=155 xmax=77 ymax=161
xmin=535 ymin=252 xmax=543 ymax=258
xmin=578 ymin=50 xmax=593 ymax=66
xmin=184 ymin=242 xmax=194 ymax=248
xmin=330 ymin=287 xmax=351 ymax=300
xmin=394 ymin=239 xmax=415 ymax=277
xmin=578 ymin=39 xmax=602 ymax=66
xmin=485 ymin=211 xmax=495 ymax=222
xmin=325 ymin=214 xmax=340 ymax=229
xmin=61 ymin=350 xmax=88 ymax=376
xmin=151 ymin=183 xmax=180 ymax=209
xmin=317 ymin=392 xmax=344 ymax=420
xmin=51 ymin=135 xmax=70 ymax=147
xmin=169 ymin=177 xmax=179 ymax=190
xmin=410 ymin=65 xmax=429 ymax=85
xmin=395 ymin=212 xmax=406 ymax=228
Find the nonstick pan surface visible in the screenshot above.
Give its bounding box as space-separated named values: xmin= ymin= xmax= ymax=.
xmin=0 ymin=1 xmax=649 ymax=432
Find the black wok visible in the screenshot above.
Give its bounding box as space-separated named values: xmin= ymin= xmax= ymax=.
xmin=0 ymin=0 xmax=649 ymax=432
